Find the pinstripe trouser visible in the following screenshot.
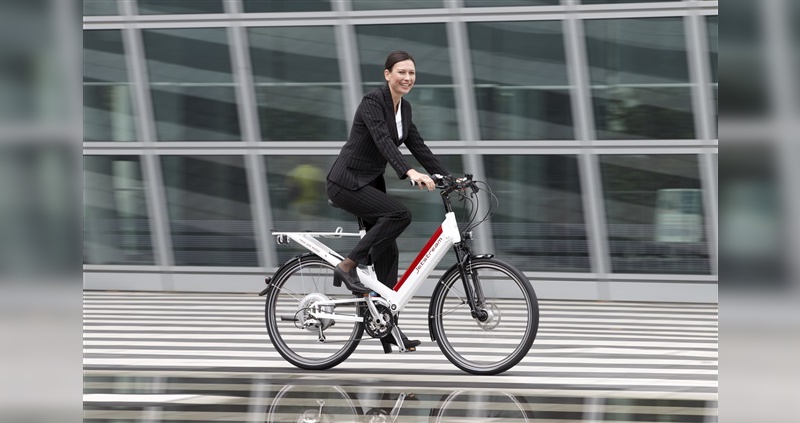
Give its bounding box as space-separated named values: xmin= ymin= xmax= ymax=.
xmin=327 ymin=179 xmax=412 ymax=288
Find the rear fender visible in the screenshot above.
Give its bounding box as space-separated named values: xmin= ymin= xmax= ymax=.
xmin=257 ymin=253 xmax=318 ymax=296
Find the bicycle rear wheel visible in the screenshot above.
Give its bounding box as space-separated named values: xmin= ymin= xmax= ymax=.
xmin=264 ymin=255 xmax=364 ymax=370
xmin=429 ymin=257 xmax=539 ymax=375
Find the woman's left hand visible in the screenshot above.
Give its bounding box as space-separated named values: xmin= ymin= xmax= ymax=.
xmin=406 ymin=169 xmax=435 ymax=191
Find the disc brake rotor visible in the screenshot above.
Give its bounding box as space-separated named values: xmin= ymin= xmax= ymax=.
xmin=476 ymin=302 xmax=501 ymax=330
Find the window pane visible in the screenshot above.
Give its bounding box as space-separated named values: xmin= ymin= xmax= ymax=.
xmin=137 ymin=0 xmax=224 ymax=14
xmin=84 ymin=156 xmax=154 ymax=265
xmin=466 ymin=0 xmax=558 ymax=6
xmin=706 ymin=15 xmax=718 ymax=138
xmin=581 ymin=0 xmax=676 ymax=3
xmin=720 ymin=144 xmax=785 ymax=288
xmin=84 ymin=30 xmax=137 ymax=141
xmin=485 ymin=155 xmax=589 ymax=272
xmin=585 ymin=18 xmax=695 ymax=139
xmin=143 ymin=28 xmax=240 ymax=141
xmin=248 ymin=27 xmax=348 ymax=141
xmin=352 ymin=0 xmax=442 ymax=10
xmin=161 ymin=156 xmax=257 ymax=266
xmin=468 ymin=21 xmax=573 ymax=140
xmin=356 ymin=24 xmax=459 ymax=141
xmin=719 ymin=0 xmax=767 ymax=116
xmin=600 ymin=155 xmax=710 ymax=274
xmin=243 ymin=0 xmax=331 ymax=12
xmin=84 ymin=0 xmax=118 ymax=15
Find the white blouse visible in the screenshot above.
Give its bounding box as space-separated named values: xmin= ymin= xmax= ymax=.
xmin=395 ymin=106 xmax=403 ymax=139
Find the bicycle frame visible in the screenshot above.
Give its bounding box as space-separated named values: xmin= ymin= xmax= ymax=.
xmin=272 ymin=211 xmax=461 ymax=321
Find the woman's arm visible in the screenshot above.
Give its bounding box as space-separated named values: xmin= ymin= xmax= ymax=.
xmin=405 ymin=122 xmax=448 ymax=176
xmin=359 ymin=97 xmax=414 ymax=179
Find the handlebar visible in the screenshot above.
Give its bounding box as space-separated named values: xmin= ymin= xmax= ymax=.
xmin=410 ymin=174 xmax=479 ymax=196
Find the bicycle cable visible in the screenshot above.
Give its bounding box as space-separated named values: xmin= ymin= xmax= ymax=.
xmin=456 ymin=179 xmax=499 ymax=234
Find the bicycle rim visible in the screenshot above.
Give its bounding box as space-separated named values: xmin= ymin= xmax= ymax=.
xmin=265 ymin=384 xmax=362 ymax=422
xmin=265 ymin=256 xmax=364 ymax=370
xmin=431 ymin=258 xmax=539 ymax=375
xmin=431 ymin=391 xmax=535 ymax=422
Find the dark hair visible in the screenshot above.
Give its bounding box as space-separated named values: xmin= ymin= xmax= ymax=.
xmin=384 ymin=50 xmax=415 ymax=71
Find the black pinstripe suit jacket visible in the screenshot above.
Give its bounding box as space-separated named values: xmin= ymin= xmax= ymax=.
xmin=327 ymin=85 xmax=448 ymax=190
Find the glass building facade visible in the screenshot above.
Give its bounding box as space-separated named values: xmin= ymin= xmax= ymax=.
xmin=83 ymin=0 xmax=718 ymax=302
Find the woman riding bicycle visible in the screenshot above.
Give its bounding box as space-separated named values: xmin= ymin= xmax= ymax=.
xmin=326 ymin=50 xmax=448 ymax=353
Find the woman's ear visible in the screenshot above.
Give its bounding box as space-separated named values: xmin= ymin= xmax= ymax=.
xmin=384 ymin=69 xmax=390 ymax=81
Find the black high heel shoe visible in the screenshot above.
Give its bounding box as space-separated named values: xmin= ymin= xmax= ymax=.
xmin=332 ymin=265 xmax=371 ymax=294
xmin=380 ymin=328 xmax=421 ymax=353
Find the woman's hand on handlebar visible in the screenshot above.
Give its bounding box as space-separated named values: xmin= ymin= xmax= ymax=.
xmin=406 ymin=169 xmax=436 ymax=191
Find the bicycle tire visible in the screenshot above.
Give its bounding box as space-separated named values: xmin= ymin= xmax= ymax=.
xmin=264 ymin=255 xmax=364 ymax=370
xmin=429 ymin=257 xmax=539 ymax=375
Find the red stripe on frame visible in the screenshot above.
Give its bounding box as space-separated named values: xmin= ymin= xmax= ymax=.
xmin=393 ymin=226 xmax=443 ymax=292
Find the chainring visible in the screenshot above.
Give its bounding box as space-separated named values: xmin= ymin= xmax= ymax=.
xmin=362 ymin=303 xmax=394 ymax=338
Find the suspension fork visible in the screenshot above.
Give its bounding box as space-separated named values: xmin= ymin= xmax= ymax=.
xmin=452 ymin=244 xmax=488 ymax=318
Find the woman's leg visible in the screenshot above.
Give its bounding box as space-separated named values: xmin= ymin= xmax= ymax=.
xmin=327 ymin=183 xmax=411 ymax=288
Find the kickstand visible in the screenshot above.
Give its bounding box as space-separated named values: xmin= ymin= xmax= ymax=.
xmin=317 ymin=325 xmax=326 ymax=343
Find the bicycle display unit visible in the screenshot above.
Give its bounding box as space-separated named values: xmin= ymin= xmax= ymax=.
xmin=260 ymin=175 xmax=539 ymax=375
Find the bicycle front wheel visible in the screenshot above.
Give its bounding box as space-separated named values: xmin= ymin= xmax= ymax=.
xmin=429 ymin=257 xmax=539 ymax=375
xmin=264 ymin=255 xmax=364 ymax=370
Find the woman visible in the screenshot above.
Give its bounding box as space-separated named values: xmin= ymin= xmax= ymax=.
xmin=326 ymin=50 xmax=449 ymax=352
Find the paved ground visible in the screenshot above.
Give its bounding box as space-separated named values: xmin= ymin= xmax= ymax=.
xmin=83 ymin=291 xmax=718 ymax=422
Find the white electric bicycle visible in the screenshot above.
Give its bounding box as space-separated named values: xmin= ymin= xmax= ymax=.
xmin=259 ymin=174 xmax=539 ymax=375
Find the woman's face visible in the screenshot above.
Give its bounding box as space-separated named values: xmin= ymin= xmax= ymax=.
xmin=384 ymin=59 xmax=416 ymax=98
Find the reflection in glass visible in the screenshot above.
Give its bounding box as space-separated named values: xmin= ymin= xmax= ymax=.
xmin=84 ymin=0 xmax=118 ymax=15
xmin=585 ymin=18 xmax=695 ymax=139
xmin=599 ymin=155 xmax=710 ymax=274
xmin=84 ymin=371 xmax=718 ymax=422
xmin=265 ymin=155 xmax=354 ymax=264
xmin=356 ymin=24 xmax=459 ymax=141
xmin=243 ymin=0 xmax=331 ymax=12
xmin=352 ymin=0 xmax=442 ymax=10
xmin=161 ymin=156 xmax=257 ymax=266
xmin=248 ymin=27 xmax=347 ymax=141
xmin=137 ymin=0 xmax=224 ymax=14
xmin=84 ymin=156 xmax=154 ymax=265
xmin=484 ymin=155 xmax=588 ymax=272
xmin=84 ymin=30 xmax=137 ymax=141
xmin=143 ymin=28 xmax=240 ymax=141
xmin=468 ymin=21 xmax=573 ymax=140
